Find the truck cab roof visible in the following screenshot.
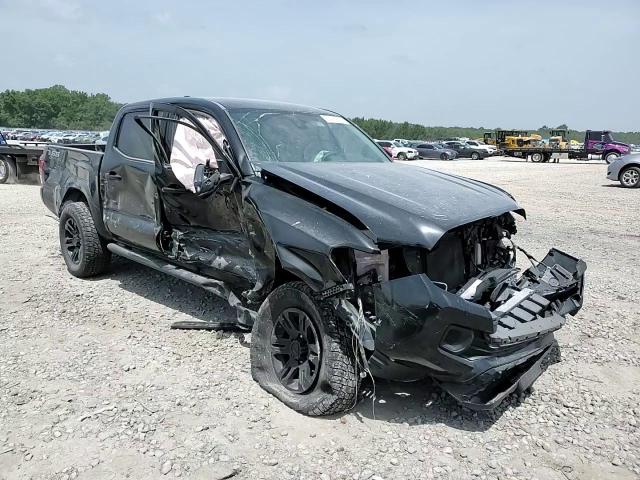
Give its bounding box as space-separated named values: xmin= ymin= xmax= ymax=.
xmin=123 ymin=97 xmax=334 ymax=116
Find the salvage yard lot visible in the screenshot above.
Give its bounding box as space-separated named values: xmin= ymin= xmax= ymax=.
xmin=1 ymin=158 xmax=638 ymax=480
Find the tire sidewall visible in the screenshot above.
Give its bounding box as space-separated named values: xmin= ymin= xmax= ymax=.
xmin=471 ymin=152 xmax=479 ymax=160
xmin=0 ymin=156 xmax=16 ymax=184
xmin=620 ymin=166 xmax=640 ymax=188
xmin=605 ymin=153 xmax=619 ymax=164
xmin=0 ymin=157 xmax=8 ymax=183
xmin=59 ymin=203 xmax=87 ymax=275
xmin=250 ymin=284 xmax=355 ymax=414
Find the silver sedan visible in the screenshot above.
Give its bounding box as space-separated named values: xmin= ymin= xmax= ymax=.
xmin=607 ymin=153 xmax=640 ymax=188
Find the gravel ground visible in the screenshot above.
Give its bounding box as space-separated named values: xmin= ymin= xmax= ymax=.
xmin=1 ymin=157 xmax=638 ymax=480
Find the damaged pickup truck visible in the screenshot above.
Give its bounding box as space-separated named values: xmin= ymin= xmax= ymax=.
xmin=41 ymin=98 xmax=586 ymax=415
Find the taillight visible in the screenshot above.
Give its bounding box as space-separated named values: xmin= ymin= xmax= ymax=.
xmin=38 ymin=152 xmax=46 ymax=183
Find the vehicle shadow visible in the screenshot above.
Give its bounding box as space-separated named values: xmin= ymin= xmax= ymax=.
xmin=346 ymin=344 xmax=561 ymax=432
xmin=94 ymin=255 xmax=238 ymax=325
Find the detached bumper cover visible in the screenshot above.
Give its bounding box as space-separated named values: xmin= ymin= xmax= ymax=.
xmin=369 ymin=248 xmax=585 ymax=410
xmin=439 ymin=342 xmax=554 ymax=410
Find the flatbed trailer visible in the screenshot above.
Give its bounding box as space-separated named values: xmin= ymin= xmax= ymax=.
xmin=501 ymin=147 xmax=595 ymax=163
xmin=0 ymin=133 xmax=47 ymax=183
xmin=499 ymin=130 xmax=631 ymax=164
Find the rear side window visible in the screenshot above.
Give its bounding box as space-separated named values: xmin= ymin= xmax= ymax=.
xmin=587 ymin=131 xmax=603 ymax=141
xmin=116 ymin=112 xmax=152 ymax=159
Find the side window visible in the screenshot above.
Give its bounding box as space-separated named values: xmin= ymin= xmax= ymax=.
xmin=169 ymin=112 xmax=227 ymax=193
xmin=587 ymin=131 xmax=602 ymax=141
xmin=116 ymin=112 xmax=152 ymax=159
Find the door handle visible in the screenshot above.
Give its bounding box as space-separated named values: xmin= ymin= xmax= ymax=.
xmin=107 ymin=171 xmax=122 ymax=180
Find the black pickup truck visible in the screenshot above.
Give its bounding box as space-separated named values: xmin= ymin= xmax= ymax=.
xmin=41 ymin=97 xmax=586 ymax=415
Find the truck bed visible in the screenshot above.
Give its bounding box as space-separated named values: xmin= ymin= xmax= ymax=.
xmin=40 ymin=144 xmax=106 ymax=230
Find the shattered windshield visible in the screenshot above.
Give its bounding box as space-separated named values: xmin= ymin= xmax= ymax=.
xmin=227 ymin=108 xmax=389 ymax=164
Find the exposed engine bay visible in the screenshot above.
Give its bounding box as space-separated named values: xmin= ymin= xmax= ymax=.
xmin=339 ymin=212 xmax=586 ymax=410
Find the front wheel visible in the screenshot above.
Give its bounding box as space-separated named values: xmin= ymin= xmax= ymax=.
xmin=471 ymin=152 xmax=480 ymax=160
xmin=620 ymin=166 xmax=640 ymax=188
xmin=605 ymin=152 xmax=620 ymax=164
xmin=396 ymin=152 xmax=407 ymax=160
xmin=250 ymin=282 xmax=360 ymax=416
xmin=440 ymin=153 xmax=449 ymax=160
xmin=59 ymin=201 xmax=111 ymax=277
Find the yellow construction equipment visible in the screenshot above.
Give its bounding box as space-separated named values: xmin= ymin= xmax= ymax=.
xmin=496 ymin=130 xmax=543 ymax=149
xmin=548 ymin=129 xmax=568 ymax=149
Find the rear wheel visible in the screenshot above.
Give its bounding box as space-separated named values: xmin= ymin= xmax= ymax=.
xmin=605 ymin=152 xmax=620 ymax=164
xmin=0 ymin=157 xmax=17 ymax=184
xmin=59 ymin=201 xmax=111 ymax=277
xmin=620 ymin=166 xmax=640 ymax=188
xmin=250 ymin=282 xmax=360 ymax=416
xmin=471 ymin=152 xmax=480 ymax=160
xmin=530 ymin=152 xmax=544 ymax=163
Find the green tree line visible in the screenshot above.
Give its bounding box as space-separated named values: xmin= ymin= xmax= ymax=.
xmin=1 ymin=86 xmax=638 ymax=143
xmin=0 ymin=85 xmax=122 ymax=131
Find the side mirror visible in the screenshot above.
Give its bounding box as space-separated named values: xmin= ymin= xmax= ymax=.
xmin=193 ymin=160 xmax=234 ymax=198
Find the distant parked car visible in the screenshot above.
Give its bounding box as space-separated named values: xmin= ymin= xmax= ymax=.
xmin=444 ymin=141 xmax=489 ymax=160
xmin=18 ymin=131 xmax=38 ymax=141
xmin=415 ymin=143 xmax=457 ymax=160
xmin=607 ymin=153 xmax=640 ymax=188
xmin=375 ymin=140 xmax=394 ymax=157
xmin=376 ymin=140 xmax=418 ymax=160
xmin=465 ymin=140 xmax=497 ymax=155
xmin=390 ymin=141 xmax=419 ymax=160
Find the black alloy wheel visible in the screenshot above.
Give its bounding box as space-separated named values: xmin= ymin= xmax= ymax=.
xmin=63 ymin=216 xmax=82 ymax=264
xmin=270 ymin=308 xmax=321 ymax=393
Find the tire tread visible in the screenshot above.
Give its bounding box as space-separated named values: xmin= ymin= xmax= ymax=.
xmin=59 ymin=201 xmax=110 ymax=277
xmin=250 ymin=281 xmax=360 ymax=416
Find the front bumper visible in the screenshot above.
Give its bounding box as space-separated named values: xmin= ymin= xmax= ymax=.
xmin=606 ymin=165 xmax=620 ymax=180
xmin=367 ymin=249 xmax=585 ymax=410
xmin=438 ymin=341 xmax=554 ymax=410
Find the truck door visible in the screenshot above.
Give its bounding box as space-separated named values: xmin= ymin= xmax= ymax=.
xmin=145 ymin=105 xmax=256 ymax=290
xmin=585 ymin=130 xmax=605 ymax=155
xmin=101 ymin=110 xmax=163 ymax=252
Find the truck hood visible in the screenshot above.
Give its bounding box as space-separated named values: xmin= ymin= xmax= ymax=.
xmin=259 ymin=162 xmax=523 ymax=249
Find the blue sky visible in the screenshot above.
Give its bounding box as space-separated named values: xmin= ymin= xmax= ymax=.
xmin=1 ymin=0 xmax=638 ymax=130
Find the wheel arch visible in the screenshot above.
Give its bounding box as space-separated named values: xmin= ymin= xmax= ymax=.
xmin=60 ymin=187 xmax=88 ymax=210
xmin=58 ymin=184 xmax=111 ymax=239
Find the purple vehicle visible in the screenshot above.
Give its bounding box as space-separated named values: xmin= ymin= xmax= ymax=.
xmin=584 ymin=130 xmax=631 ymax=164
